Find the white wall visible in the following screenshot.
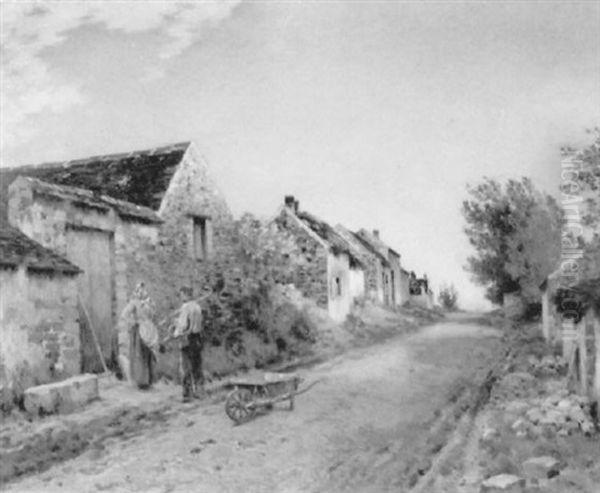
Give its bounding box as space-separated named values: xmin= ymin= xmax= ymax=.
xmin=327 ymin=252 xmax=352 ymax=322
xmin=349 ymin=267 xmax=365 ymax=302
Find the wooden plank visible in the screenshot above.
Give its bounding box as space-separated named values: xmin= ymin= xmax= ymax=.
xmin=594 ymin=313 xmax=600 ymax=408
xmin=78 ymin=295 xmax=110 ymax=374
xmin=579 ymin=315 xmax=589 ymax=396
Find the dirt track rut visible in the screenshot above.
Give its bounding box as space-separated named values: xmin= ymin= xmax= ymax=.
xmin=4 ymin=316 xmax=501 ymax=493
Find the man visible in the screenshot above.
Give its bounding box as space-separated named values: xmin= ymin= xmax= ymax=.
xmin=169 ymin=287 xmax=205 ymax=402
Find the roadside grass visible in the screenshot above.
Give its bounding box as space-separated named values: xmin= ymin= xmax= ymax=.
xmin=478 ymin=407 xmax=600 ymax=482
xmin=408 ymin=316 xmax=600 ymax=492
xmin=468 ymin=319 xmax=600 ymax=490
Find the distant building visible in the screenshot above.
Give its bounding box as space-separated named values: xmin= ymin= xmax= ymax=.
xmin=399 ymin=268 xmax=411 ymax=306
xmin=408 ymin=271 xmax=434 ymax=309
xmin=335 ymin=224 xmax=390 ymax=304
xmin=274 ymin=196 xmax=365 ymax=322
xmin=354 ymin=229 xmax=408 ymax=307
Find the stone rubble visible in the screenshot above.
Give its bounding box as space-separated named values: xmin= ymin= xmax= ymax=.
xmin=508 ymin=389 xmax=596 ymax=437
xmin=521 ymin=456 xmax=561 ymax=480
xmin=526 ymin=354 xmax=568 ymax=377
xmin=479 ymin=473 xmax=525 ymax=493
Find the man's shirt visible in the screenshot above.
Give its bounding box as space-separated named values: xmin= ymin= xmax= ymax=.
xmin=172 ymin=300 xmax=203 ymax=340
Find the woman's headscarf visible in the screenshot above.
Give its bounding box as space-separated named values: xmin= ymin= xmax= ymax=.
xmin=132 ymin=282 xmax=150 ymax=302
xmin=130 ymin=282 xmax=159 ymax=350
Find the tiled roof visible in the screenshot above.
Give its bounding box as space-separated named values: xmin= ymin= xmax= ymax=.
xmin=0 ymin=225 xmax=80 ymax=275
xmin=352 ymin=230 xmax=391 ymax=265
xmin=0 ymin=142 xmax=190 ymax=220
xmin=21 ymin=177 xmax=162 ymax=224
xmin=293 ymin=210 xmax=363 ymax=267
xmin=335 ymin=224 xmax=391 ymax=267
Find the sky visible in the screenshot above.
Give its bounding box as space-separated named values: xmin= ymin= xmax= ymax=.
xmin=1 ymin=0 xmax=599 ymax=310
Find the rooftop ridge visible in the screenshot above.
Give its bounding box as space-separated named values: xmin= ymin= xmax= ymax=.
xmin=18 ymin=176 xmax=162 ymax=223
xmin=1 ymin=141 xmax=192 ymax=172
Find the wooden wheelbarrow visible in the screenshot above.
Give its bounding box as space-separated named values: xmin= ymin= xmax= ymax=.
xmin=224 ymin=372 xmax=319 ymax=425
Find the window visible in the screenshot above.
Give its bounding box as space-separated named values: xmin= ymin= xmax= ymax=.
xmin=334 ymin=277 xmax=342 ymax=297
xmin=192 ymin=216 xmax=211 ymax=260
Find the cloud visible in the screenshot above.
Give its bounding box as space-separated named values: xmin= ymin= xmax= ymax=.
xmin=0 ymin=0 xmax=241 ymax=155
xmin=158 ymin=2 xmax=239 ymax=60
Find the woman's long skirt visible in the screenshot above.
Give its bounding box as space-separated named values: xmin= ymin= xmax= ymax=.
xmin=129 ymin=325 xmax=155 ymax=389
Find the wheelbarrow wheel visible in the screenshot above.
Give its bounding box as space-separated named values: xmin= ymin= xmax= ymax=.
xmin=225 ymin=388 xmax=256 ymax=424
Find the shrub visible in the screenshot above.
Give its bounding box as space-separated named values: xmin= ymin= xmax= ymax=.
xmin=438 ymin=283 xmax=459 ymax=311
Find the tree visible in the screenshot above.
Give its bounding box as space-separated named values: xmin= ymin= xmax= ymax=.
xmin=438 ymin=283 xmax=459 ymax=311
xmin=561 ymin=131 xmax=600 ymax=402
xmin=462 ymin=177 xmax=562 ymax=305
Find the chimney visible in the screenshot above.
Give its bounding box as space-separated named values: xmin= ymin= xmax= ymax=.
xmin=284 ymin=195 xmax=299 ymax=213
xmin=373 ymin=229 xmax=380 ymax=239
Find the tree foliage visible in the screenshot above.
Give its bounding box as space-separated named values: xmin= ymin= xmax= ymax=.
xmin=462 ymin=177 xmax=562 ymax=305
xmin=438 ymin=283 xmax=459 ymax=311
xmin=554 ymin=129 xmax=600 ymax=318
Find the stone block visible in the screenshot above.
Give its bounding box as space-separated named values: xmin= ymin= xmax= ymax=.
xmin=511 ymin=418 xmax=527 ymax=432
xmin=505 ymin=400 xmax=529 ymax=415
xmin=567 ymin=405 xmax=587 ymax=423
xmin=0 ymin=385 xmax=14 ymax=411
xmin=522 ymin=456 xmax=560 ymax=479
xmin=480 ymin=474 xmax=525 ymax=493
xmin=526 ymin=408 xmax=544 ymax=424
xmin=24 ymin=374 xmax=99 ymax=416
xmin=482 ymin=427 xmax=499 ymax=440
xmin=540 ymin=409 xmax=566 ymax=426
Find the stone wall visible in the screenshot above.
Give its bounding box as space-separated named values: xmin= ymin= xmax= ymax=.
xmin=411 ymin=291 xmax=434 ymax=309
xmin=158 ymin=144 xmax=236 ymax=262
xmin=389 ymin=253 xmax=402 ymax=307
xmin=399 ymin=270 xmax=411 ymax=305
xmin=327 ymin=252 xmax=353 ymax=322
xmin=118 ymin=214 xmax=321 ymax=380
xmin=349 ymin=266 xmax=366 ymax=302
xmin=0 ymin=266 xmax=80 ymax=395
xmin=8 ymin=179 xmax=161 ymax=370
xmin=274 ymin=211 xmax=329 ymax=308
xmin=334 ymin=226 xmax=384 ymax=303
xmin=114 ymin=221 xmax=160 ymax=318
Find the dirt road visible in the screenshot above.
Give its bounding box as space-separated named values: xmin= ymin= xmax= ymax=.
xmin=4 ymin=315 xmax=501 ymax=493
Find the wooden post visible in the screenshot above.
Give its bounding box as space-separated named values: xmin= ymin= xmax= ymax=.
xmin=541 ymin=290 xmax=550 ymax=341
xmin=78 ymin=295 xmax=110 ymax=374
xmin=562 ymin=318 xmax=575 ymax=361
xmin=578 ymin=314 xmax=589 ymax=396
xmin=593 ymin=312 xmax=600 ymax=409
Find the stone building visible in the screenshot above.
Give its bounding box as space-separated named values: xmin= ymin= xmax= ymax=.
xmin=0 ymin=141 xmax=234 ymax=371
xmin=274 ymin=197 xmax=365 ymax=322
xmin=0 ymin=142 xmax=234 ymax=263
xmin=409 ymin=272 xmax=435 ymax=309
xmin=354 ymin=229 xmax=408 ymax=307
xmin=0 ymin=225 xmax=81 ymax=394
xmin=335 ymin=224 xmax=391 ymax=305
xmin=6 ymin=177 xmax=162 ymax=371
xmin=399 ymin=268 xmax=411 ymax=306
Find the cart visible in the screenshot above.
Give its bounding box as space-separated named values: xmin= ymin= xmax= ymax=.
xmin=224 ymin=372 xmax=318 ymax=424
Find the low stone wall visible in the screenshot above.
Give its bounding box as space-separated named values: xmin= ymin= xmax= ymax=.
xmin=410 ymin=291 xmax=434 ymax=309
xmin=23 ymin=374 xmax=99 ymax=416
xmin=0 ymin=267 xmax=80 ymax=407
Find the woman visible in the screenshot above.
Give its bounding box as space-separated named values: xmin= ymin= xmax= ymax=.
xmin=118 ymin=282 xmax=159 ymax=389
